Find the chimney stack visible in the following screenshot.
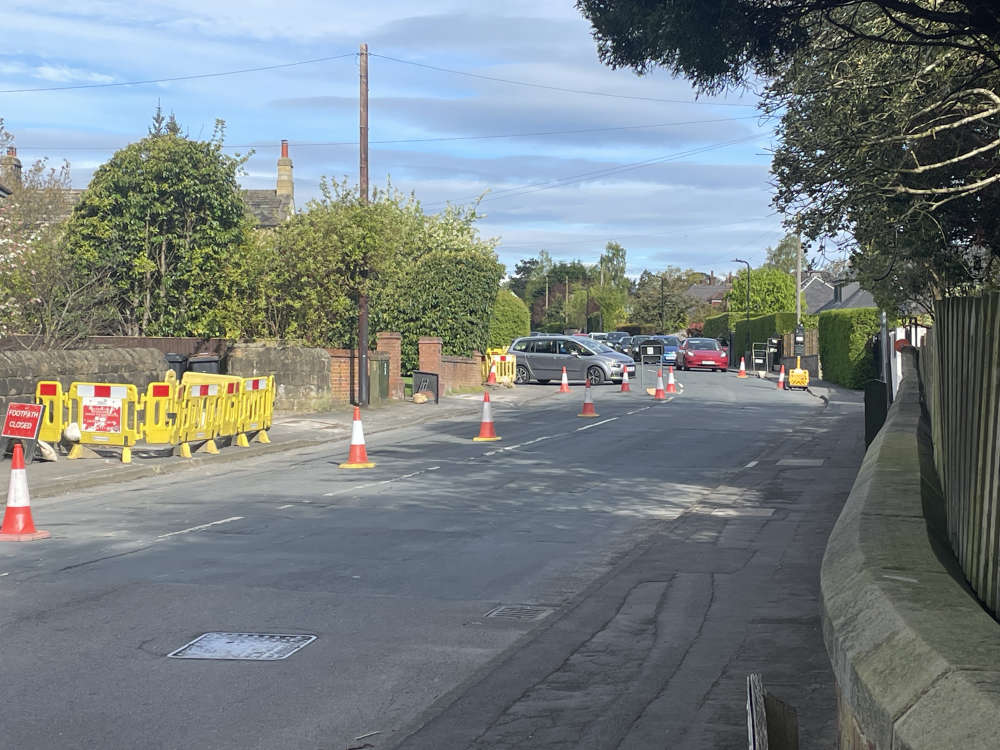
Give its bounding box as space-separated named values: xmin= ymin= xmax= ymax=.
xmin=1 ymin=146 xmax=22 ymax=188
xmin=276 ymin=140 xmax=293 ymax=203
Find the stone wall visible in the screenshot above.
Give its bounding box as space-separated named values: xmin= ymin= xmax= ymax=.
xmin=821 ymin=347 xmax=1000 ymax=749
xmin=0 ymin=348 xmax=167 ymax=411
xmin=227 ymin=343 xmax=330 ymax=412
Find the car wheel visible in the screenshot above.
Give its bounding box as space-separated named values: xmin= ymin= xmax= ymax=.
xmin=587 ymin=366 xmax=604 ymax=386
xmin=537 ymin=379 xmax=551 ymax=384
xmin=515 ymin=364 xmax=530 ymax=384
xmin=712 ymin=367 xmax=717 ymax=372
xmin=720 ymin=368 xmax=727 ymax=373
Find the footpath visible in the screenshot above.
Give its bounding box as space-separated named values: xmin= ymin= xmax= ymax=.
xmin=1 ymin=386 xmax=553 ymax=505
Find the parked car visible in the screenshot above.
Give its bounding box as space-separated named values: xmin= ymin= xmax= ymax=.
xmin=677 ymin=337 xmax=729 ymax=371
xmin=605 ymin=331 xmax=630 ymax=352
xmin=508 ymin=335 xmax=636 ymax=385
xmin=651 ymin=335 xmax=682 ymax=366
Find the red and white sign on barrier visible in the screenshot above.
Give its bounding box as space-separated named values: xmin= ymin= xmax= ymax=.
xmin=75 ymin=386 xmax=128 ymax=435
xmin=1 ymin=402 xmax=46 ymax=464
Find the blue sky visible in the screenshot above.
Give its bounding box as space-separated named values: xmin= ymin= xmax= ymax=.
xmin=1 ymin=1 xmax=793 ymax=277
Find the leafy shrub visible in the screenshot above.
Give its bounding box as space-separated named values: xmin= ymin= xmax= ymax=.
xmin=489 ymin=288 xmax=530 ymax=348
xmin=818 ymin=308 xmax=881 ymax=389
xmin=702 ymin=312 xmax=736 ymax=340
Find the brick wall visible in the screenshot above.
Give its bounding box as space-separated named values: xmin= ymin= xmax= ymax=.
xmin=441 ymin=355 xmax=483 ymax=393
xmin=376 ymin=332 xmax=403 ymax=400
xmin=328 ymin=349 xmax=391 ymax=405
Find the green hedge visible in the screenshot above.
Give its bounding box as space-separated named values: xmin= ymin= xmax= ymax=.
xmin=733 ymin=311 xmax=818 ymax=351
xmin=702 ymin=313 xmax=736 ymax=340
xmin=818 ymin=308 xmax=881 ymax=389
xmin=489 ymin=288 xmax=530 ymax=348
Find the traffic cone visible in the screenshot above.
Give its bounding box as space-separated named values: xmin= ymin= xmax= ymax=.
xmin=737 ymin=357 xmax=748 ymax=378
xmin=558 ymin=366 xmax=571 ymax=393
xmin=473 ymin=392 xmax=501 ymax=441
xmin=777 ymin=365 xmax=786 ymax=390
xmin=620 ymin=368 xmax=631 ymax=392
xmin=653 ymin=368 xmax=667 ymax=400
xmin=339 ymin=407 xmax=375 ymax=468
xmin=578 ymin=381 xmax=599 ymax=417
xmin=485 ymin=360 xmax=498 ymax=385
xmin=666 ymin=366 xmax=678 ymax=394
xmin=0 ymin=443 xmax=50 ymax=541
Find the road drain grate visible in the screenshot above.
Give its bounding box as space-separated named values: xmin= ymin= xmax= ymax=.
xmin=485 ymin=605 xmax=553 ymax=622
xmin=168 ymin=632 xmax=316 ymax=660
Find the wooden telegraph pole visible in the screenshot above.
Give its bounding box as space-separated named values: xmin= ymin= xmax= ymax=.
xmin=358 ymin=43 xmax=370 ymax=406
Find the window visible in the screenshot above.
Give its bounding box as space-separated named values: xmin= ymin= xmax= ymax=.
xmin=510 ymin=340 xmax=529 ymax=352
xmin=531 ymin=339 xmax=556 ymax=354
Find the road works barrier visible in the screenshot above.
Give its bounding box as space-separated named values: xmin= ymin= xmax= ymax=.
xmin=482 ymin=349 xmax=516 ymax=385
xmin=33 ymin=371 xmax=276 ymax=462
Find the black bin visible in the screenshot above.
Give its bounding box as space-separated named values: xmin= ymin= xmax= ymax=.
xmin=164 ymin=352 xmax=188 ymax=379
xmin=187 ymin=353 xmax=221 ymax=374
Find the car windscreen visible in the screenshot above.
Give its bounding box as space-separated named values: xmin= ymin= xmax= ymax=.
xmin=688 ymin=340 xmax=720 ymax=350
xmin=577 ymin=338 xmax=615 ymax=353
xmin=658 ymin=336 xmax=681 ymax=347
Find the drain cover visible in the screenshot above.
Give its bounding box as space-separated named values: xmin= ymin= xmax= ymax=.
xmin=485 ymin=605 xmax=553 ymax=622
xmin=168 ymin=632 xmax=316 ymax=661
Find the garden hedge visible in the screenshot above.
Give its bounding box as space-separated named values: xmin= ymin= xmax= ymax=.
xmin=489 ymin=288 xmax=530 ymax=348
xmin=818 ymin=307 xmax=881 ymax=389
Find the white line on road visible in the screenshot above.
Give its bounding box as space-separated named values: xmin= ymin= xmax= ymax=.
xmin=0 ymin=572 xmax=8 ymax=578
xmin=745 ymin=461 xmax=758 ymax=468
xmin=576 ymin=417 xmax=618 ymax=432
xmin=157 ymin=516 xmax=244 ymax=539
xmin=277 ymin=504 xmax=295 ymax=509
xmin=625 ymin=407 xmax=652 ymax=414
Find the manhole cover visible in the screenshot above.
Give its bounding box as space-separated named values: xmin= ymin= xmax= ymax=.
xmin=485 ymin=605 xmax=553 ymax=622
xmin=168 ymin=632 xmax=316 ymax=661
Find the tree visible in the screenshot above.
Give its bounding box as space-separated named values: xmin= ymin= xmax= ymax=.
xmin=0 ymin=120 xmax=113 ymax=346
xmin=65 ymin=116 xmax=255 ymax=336
xmin=629 ymin=267 xmax=702 ymax=331
xmin=489 ymin=288 xmax=531 ymax=347
xmin=576 ymin=0 xmax=1000 ymax=93
xmin=764 ymin=234 xmax=804 ymax=274
xmin=726 ymin=266 xmax=798 ymax=313
xmin=506 ymin=257 xmax=539 ymax=300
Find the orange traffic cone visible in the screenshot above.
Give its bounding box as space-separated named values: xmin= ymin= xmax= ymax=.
xmin=485 ymin=361 xmax=498 ymax=385
xmin=558 ymin=366 xmax=571 ymax=393
xmin=578 ymin=381 xmax=599 ymax=417
xmin=473 ymin=391 xmax=501 ymax=441
xmin=653 ymin=368 xmax=667 ymax=400
xmin=737 ymin=357 xmax=748 ymax=378
xmin=0 ymin=443 xmax=49 ymax=541
xmin=666 ymin=366 xmax=678 ymax=394
xmin=777 ymin=365 xmax=786 ymax=390
xmin=620 ymin=368 xmax=631 ymax=392
xmin=339 ymin=407 xmax=375 ymax=468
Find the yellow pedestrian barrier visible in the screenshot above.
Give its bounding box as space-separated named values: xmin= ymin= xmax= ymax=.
xmin=239 ymin=376 xmax=273 ymax=446
xmin=176 ymin=382 xmax=223 ymax=458
xmin=482 ymin=349 xmax=516 ymax=385
xmin=181 ymin=372 xmax=244 ymax=440
xmin=141 ymin=381 xmax=178 ymax=445
xmin=35 ymin=381 xmax=67 ymax=443
xmin=66 ymin=382 xmax=142 ymax=463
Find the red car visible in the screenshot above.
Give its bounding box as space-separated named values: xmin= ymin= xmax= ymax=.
xmin=677 ymin=338 xmax=728 ymax=371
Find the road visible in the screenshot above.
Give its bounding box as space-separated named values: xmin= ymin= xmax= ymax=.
xmin=0 ymin=370 xmax=863 ymax=750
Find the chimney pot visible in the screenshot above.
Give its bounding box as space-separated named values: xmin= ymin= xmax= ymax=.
xmin=280 ymin=140 xmax=288 ymax=159
xmin=6 ymin=147 xmax=15 ymax=156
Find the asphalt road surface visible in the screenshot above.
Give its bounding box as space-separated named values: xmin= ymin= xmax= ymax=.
xmin=0 ymin=371 xmax=863 ymax=750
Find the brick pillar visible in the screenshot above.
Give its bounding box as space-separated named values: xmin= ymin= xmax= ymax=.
xmin=376 ymin=331 xmax=403 ymax=400
xmin=418 ymin=336 xmax=444 ymax=395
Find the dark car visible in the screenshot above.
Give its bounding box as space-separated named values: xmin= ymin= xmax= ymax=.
xmin=650 ymin=335 xmax=682 ymax=366
xmin=677 ymin=337 xmax=729 ymax=371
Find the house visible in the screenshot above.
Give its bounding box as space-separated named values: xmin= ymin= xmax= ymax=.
xmin=686 ymin=272 xmax=732 ymax=309
xmin=815 ymin=278 xmax=877 ymax=312
xmin=0 ymin=141 xmax=295 ymax=228
xmin=801 ymin=273 xmax=835 ymax=313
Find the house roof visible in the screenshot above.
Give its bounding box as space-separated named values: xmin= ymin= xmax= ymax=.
xmin=801 ymin=275 xmax=835 ymax=314
xmin=816 ymin=280 xmax=877 ymax=312
xmin=686 ymin=282 xmax=731 ymax=303
xmin=242 ymin=190 xmax=293 ymax=228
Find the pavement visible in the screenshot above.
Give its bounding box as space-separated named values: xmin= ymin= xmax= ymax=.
xmin=0 ymin=370 xmax=865 ymax=750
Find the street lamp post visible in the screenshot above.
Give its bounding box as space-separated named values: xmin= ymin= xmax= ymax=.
xmin=732 ymin=258 xmax=751 ymax=365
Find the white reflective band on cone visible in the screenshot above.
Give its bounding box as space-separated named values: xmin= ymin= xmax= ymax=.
xmin=351 ymin=418 xmax=366 ymax=445
xmin=6 ymin=468 xmax=30 ymax=507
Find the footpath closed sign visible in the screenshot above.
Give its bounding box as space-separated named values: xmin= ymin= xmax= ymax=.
xmin=81 ymin=397 xmax=122 ymax=434
xmin=1 ymin=402 xmax=46 ymax=463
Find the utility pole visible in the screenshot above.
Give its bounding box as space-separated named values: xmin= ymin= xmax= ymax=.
xmin=586 ymin=282 xmax=591 ymax=334
xmin=545 ymin=275 xmax=549 ymax=311
xmin=795 ymin=235 xmax=802 ymax=325
xmin=659 ymin=274 xmax=665 ymax=333
xmin=357 ymin=42 xmax=370 ymax=406
xmin=565 ymin=275 xmax=569 ymax=328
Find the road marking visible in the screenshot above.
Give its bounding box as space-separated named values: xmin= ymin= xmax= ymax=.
xmin=157 ymin=516 xmax=244 ymax=539
xmin=324 ymin=482 xmax=377 ymax=497
xmin=482 ymin=435 xmax=556 ymax=457
xmin=625 ymin=407 xmax=652 ymax=414
xmin=324 ymin=466 xmax=441 ymax=495
xmin=883 ymin=574 xmax=919 ymax=584
xmin=576 ymin=417 xmax=618 ymax=431
xmin=277 ymin=504 xmax=295 ymax=510
xmin=0 ymin=572 xmax=8 ymax=578
xmin=745 ymin=460 xmax=758 ymax=468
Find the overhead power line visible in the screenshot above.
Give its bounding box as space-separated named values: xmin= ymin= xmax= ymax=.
xmin=369 ymin=53 xmax=756 ymax=108
xmin=12 ymin=114 xmax=763 ymax=151
xmin=0 ymin=53 xmax=357 ymax=94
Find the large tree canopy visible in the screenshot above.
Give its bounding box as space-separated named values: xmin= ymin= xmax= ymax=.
xmin=577 ymin=0 xmax=1000 ymax=92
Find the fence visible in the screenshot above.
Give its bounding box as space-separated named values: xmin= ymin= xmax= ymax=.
xmin=921 ymin=293 xmax=1000 ymax=614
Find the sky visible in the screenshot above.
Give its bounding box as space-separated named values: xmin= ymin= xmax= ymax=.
xmin=0 ymin=1 xmax=795 ymax=278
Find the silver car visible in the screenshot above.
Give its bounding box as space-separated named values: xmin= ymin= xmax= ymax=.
xmin=509 ymin=335 xmax=637 ymax=385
